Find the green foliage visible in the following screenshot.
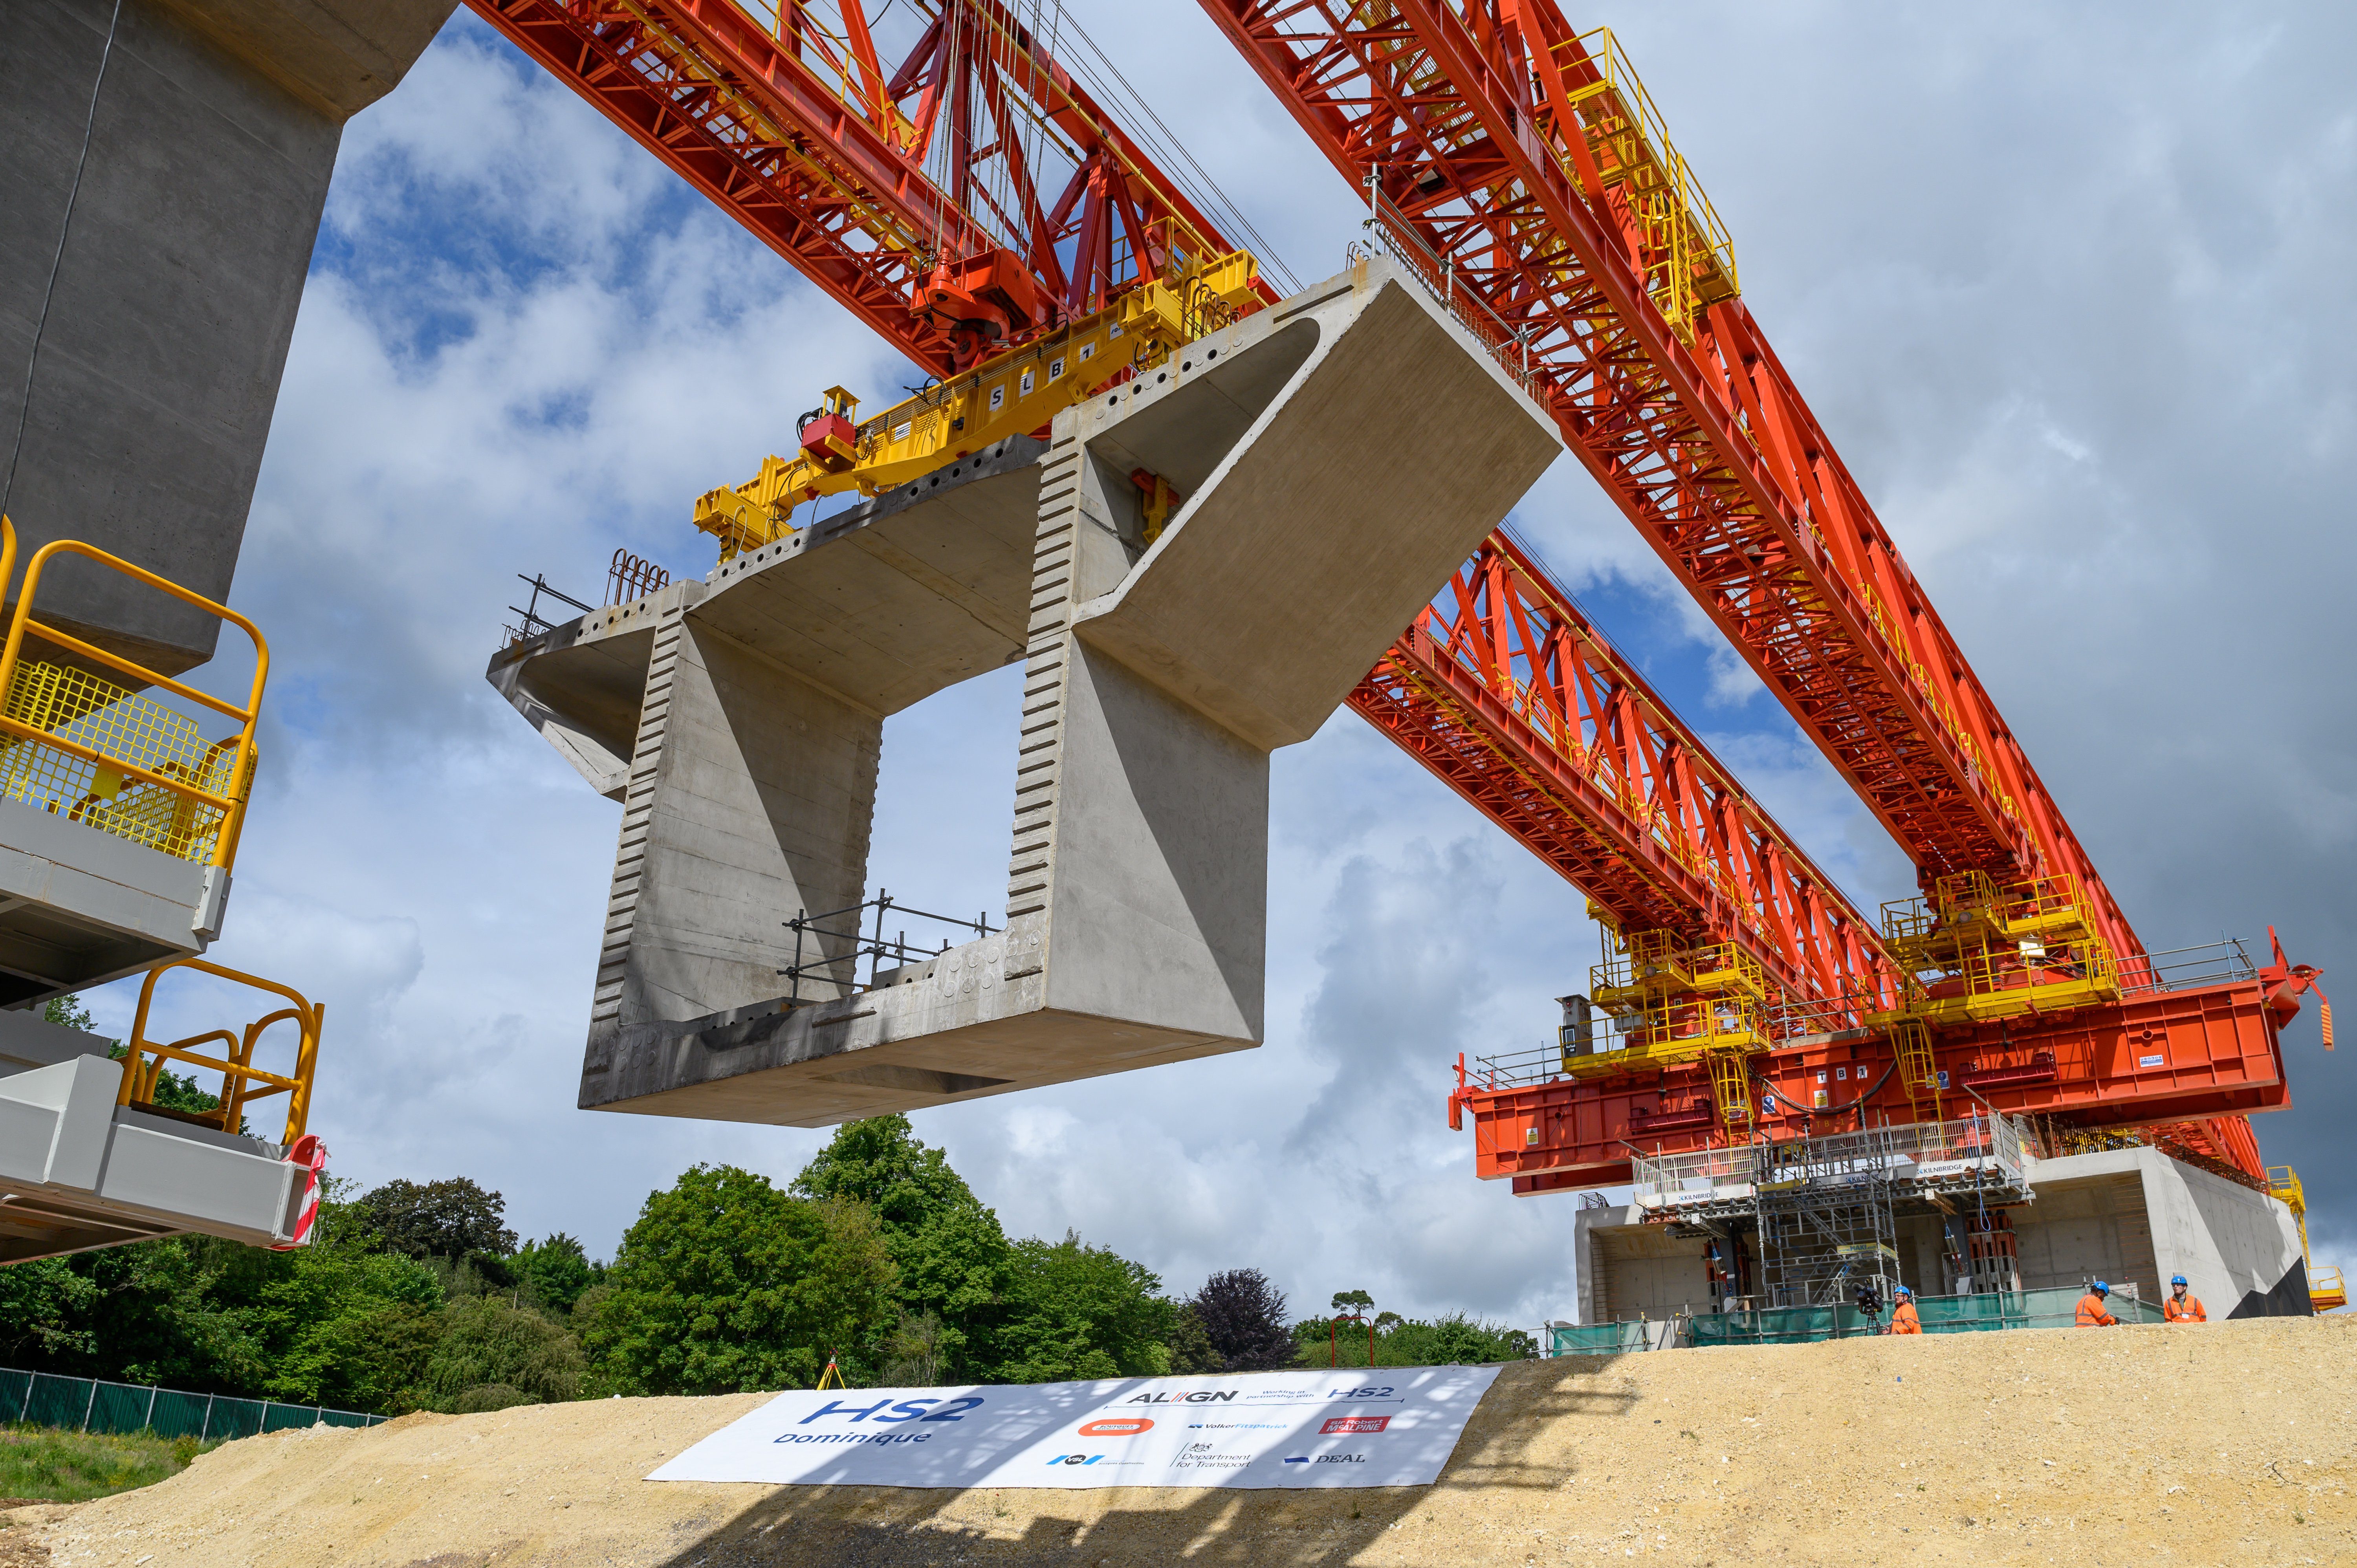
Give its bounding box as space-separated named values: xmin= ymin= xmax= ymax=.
xmin=353 ymin=1177 xmax=520 ymax=1262
xmin=0 ymin=1423 xmax=217 ymax=1504
xmin=515 ymin=1233 xmax=601 ymax=1315
xmin=878 ymin=1309 xmax=946 ymax=1386
xmin=1166 ymin=1304 xmax=1221 ymax=1376
xmin=584 ymin=1165 xmax=898 ymax=1395
xmin=40 ymin=994 xmax=95 ymax=1033
xmin=245 ymin=1222 xmax=446 ymax=1411
xmin=1331 ymin=1288 xmax=1375 ymax=1314
xmin=0 ymin=1258 xmax=99 ymax=1365
xmin=0 ymin=1180 xmax=445 ymax=1415
xmin=791 ymin=1115 xmax=1012 ymax=1381
xmin=1293 ymin=1310 xmax=1537 ymax=1368
xmin=425 ymin=1298 xmax=585 ymax=1409
xmin=450 ymin=1383 xmax=533 ymax=1414
xmin=995 ymin=1231 xmax=1173 ymax=1383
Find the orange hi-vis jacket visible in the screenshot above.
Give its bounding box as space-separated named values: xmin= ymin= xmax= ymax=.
xmin=2165 ymin=1294 xmax=2208 ymax=1323
xmin=1890 ymin=1301 xmax=1922 ymax=1335
xmin=2077 ymin=1293 xmax=2118 ymax=1326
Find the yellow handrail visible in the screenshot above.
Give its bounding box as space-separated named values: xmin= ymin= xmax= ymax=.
xmin=0 ymin=518 xmax=269 ymax=871
xmin=115 ymin=957 xmax=323 ymax=1145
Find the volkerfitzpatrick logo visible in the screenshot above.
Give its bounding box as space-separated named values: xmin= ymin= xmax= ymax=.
xmin=1076 ymin=1418 xmax=1153 ymax=1438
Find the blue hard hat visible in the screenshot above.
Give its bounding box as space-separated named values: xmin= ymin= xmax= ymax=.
xmin=2172 ymin=1275 xmax=2188 ymax=1287
xmin=1895 ymin=1286 xmax=1912 ymax=1297
xmin=2092 ymin=1280 xmax=2110 ymax=1295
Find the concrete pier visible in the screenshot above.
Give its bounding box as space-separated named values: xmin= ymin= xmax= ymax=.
xmin=492 ymin=259 xmax=1559 ymax=1125
xmin=2 ymin=0 xmax=455 ymax=676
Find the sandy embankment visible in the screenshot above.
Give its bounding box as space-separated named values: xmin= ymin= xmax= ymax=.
xmin=7 ymin=1315 xmax=2350 ymax=1566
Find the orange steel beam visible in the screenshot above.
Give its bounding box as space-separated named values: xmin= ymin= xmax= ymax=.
xmin=1474 ymin=977 xmax=2291 ymax=1190
xmin=1355 ymin=532 xmax=1891 ymax=1015
xmin=466 ymin=0 xmax=1271 ymax=380
xmin=1193 ymin=0 xmax=2141 ymax=965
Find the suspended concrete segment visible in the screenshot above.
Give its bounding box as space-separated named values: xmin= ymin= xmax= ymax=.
xmin=491 ymin=260 xmax=1559 ymax=1125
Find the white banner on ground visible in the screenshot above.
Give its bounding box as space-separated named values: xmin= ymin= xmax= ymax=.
xmin=647 ymin=1366 xmax=1501 ymax=1490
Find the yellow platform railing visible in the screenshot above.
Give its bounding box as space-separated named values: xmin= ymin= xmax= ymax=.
xmin=0 ymin=518 xmax=268 ymax=870
xmin=115 ymin=957 xmax=323 ymax=1145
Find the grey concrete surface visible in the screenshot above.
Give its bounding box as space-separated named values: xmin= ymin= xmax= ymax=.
xmin=1 ymin=0 xmax=453 ymax=678
xmin=0 ymin=1051 xmax=304 ymax=1261
xmin=493 ymin=261 xmax=1560 ymax=1125
xmin=0 ymin=793 xmax=221 ymax=1004
xmin=0 ymin=1001 xmax=115 ymax=1073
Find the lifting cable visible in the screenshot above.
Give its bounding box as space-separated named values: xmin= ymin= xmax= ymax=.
xmin=1751 ymin=1060 xmax=1897 ymax=1129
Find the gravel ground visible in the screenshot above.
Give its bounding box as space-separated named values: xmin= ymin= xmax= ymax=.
xmin=7 ymin=1314 xmax=2350 ymax=1566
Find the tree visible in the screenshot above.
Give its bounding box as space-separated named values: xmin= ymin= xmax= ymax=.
xmin=995 ymin=1231 xmax=1174 ymax=1383
xmin=1166 ymin=1304 xmax=1221 ymax=1376
xmin=354 ymin=1178 xmax=519 ymax=1262
xmin=791 ymin=1116 xmax=1011 ymax=1380
xmin=425 ymin=1297 xmax=586 ymax=1408
xmin=41 ymin=995 xmax=95 ymax=1033
xmin=515 ymin=1233 xmax=599 ymax=1315
xmin=1190 ymin=1269 xmax=1294 ymax=1372
xmin=584 ymin=1165 xmax=897 ymax=1395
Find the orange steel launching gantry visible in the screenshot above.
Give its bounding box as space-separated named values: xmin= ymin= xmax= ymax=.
xmin=474 ymin=0 xmax=2326 ymax=1187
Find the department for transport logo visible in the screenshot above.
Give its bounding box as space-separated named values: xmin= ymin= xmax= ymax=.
xmin=1320 ymin=1415 xmax=1391 ymax=1434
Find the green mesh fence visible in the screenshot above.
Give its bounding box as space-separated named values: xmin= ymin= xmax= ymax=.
xmin=1688 ymin=1286 xmax=2166 ymax=1347
xmin=0 ymin=1368 xmax=387 ymax=1441
xmin=1547 ymin=1321 xmax=1655 ymax=1355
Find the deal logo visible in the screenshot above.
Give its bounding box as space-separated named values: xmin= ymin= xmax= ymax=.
xmin=1076 ymin=1418 xmax=1154 ymax=1438
xmin=1320 ymin=1415 xmax=1390 ymax=1434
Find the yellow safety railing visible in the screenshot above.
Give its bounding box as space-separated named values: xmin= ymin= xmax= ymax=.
xmin=1552 ymin=28 xmax=1740 ymax=343
xmin=116 ymin=958 xmax=323 ymax=1145
xmin=0 ymin=519 xmax=267 ymax=870
xmin=1884 ymin=1015 xmax=1942 ymax=1122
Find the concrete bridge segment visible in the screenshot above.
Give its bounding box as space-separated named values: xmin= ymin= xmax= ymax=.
xmin=490 ymin=260 xmax=1560 ymax=1126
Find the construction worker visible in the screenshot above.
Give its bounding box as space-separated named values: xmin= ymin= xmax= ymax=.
xmin=2076 ymin=1280 xmax=2119 ymax=1327
xmin=1888 ymin=1284 xmax=1922 ymax=1335
xmin=2164 ymin=1275 xmax=2207 ymax=1323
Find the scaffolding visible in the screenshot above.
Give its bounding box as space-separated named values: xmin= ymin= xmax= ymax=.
xmin=1631 ymin=1113 xmax=2034 ymax=1317
xmin=1752 ymin=1130 xmax=1902 ymax=1312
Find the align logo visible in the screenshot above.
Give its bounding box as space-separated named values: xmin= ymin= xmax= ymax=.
xmin=1320 ymin=1416 xmax=1390 ymax=1435
xmin=1124 ymin=1390 xmax=1238 ymax=1404
xmin=1076 ymin=1418 xmax=1154 ymax=1438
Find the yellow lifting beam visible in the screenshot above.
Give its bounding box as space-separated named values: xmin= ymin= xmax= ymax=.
xmin=693 ymin=250 xmax=1261 ymax=560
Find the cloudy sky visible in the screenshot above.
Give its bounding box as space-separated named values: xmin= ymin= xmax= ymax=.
xmin=84 ymin=0 xmax=2357 ymax=1323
